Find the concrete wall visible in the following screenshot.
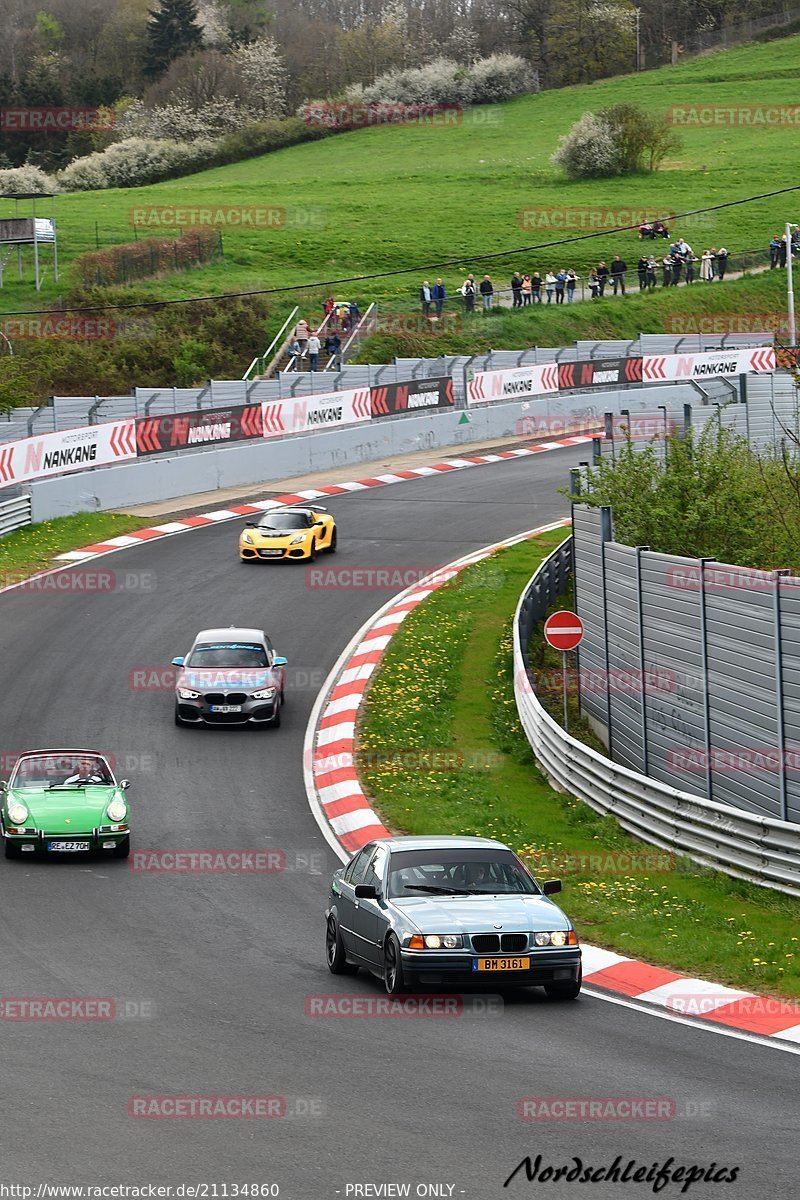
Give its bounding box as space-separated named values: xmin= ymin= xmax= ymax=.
xmin=29 ymin=385 xmax=697 ymax=521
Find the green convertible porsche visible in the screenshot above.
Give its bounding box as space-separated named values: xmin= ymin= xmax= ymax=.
xmin=0 ymin=750 xmax=130 ymax=860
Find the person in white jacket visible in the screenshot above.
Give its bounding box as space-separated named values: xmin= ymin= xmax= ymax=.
xmin=700 ymin=251 xmax=713 ymax=282
xmin=306 ymin=331 xmax=321 ymax=372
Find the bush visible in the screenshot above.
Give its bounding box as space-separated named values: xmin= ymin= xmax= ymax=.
xmin=58 ymin=136 xmax=220 ymax=190
xmin=469 ymin=54 xmax=538 ymax=104
xmin=0 ymin=164 xmax=59 ymax=194
xmin=551 ymin=112 xmax=622 ymax=179
xmin=75 ymin=231 xmax=222 ymax=286
xmin=553 ymin=104 xmax=681 ymax=179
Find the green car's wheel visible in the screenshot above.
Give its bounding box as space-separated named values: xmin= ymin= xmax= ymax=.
xmin=383 ymin=933 xmax=407 ymax=995
xmin=326 ymin=917 xmax=358 ymax=975
xmin=328 ymin=529 xmax=337 ymax=553
xmin=544 ymin=967 xmax=582 ymax=1001
xmin=4 ymin=837 xmax=22 ymax=860
xmin=112 ymin=836 xmax=130 ymax=859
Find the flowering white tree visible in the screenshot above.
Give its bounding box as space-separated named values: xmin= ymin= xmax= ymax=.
xmin=232 ymin=37 xmax=287 ymax=118
xmin=551 ymin=111 xmax=622 ymax=179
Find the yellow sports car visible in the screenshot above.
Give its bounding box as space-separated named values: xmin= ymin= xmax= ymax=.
xmin=240 ymin=506 xmax=337 ymax=562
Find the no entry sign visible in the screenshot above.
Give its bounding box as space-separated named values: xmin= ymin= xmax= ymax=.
xmin=544 ymin=611 xmax=584 ymax=652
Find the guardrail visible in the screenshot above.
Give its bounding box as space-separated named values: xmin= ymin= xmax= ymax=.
xmin=242 ymin=305 xmax=300 ymax=381
xmin=513 ymin=536 xmax=800 ymax=898
xmin=0 ymin=492 xmax=31 ymax=537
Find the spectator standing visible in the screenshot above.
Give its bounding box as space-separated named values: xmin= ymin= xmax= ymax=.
xmin=432 ymin=278 xmax=446 ymax=316
xmin=287 ymin=336 xmax=302 ymax=360
xmin=420 ymin=280 xmax=432 ymax=315
xmin=779 ymin=236 xmax=788 ymax=268
xmin=717 ymin=247 xmax=729 ymax=280
xmin=708 ymin=249 xmax=718 ymax=280
xmin=588 ymin=269 xmax=601 ymax=298
xmin=685 ymin=250 xmax=696 ymax=284
xmin=662 ymin=254 xmax=673 ymax=287
xmin=307 ymin=330 xmax=321 ymax=372
xmin=294 ymin=317 xmax=310 ymax=356
xmin=671 ymin=254 xmax=683 ymax=286
xmin=611 ymin=255 xmax=627 ymax=295
xmin=324 ymin=296 xmax=335 ymax=322
xmin=770 ymin=235 xmax=782 ymax=268
xmin=522 ymin=274 xmax=533 ymax=304
xmin=545 ymin=271 xmax=556 ymax=303
xmin=637 ymin=254 xmax=649 ymax=291
xmin=479 ymin=275 xmax=494 ymax=311
xmin=555 ymin=270 xmax=567 ymax=304
xmin=597 ymin=261 xmax=609 ymax=296
xmin=700 ymin=250 xmax=713 ymax=281
xmin=461 ymin=275 xmax=476 ymax=312
xmin=646 ymin=255 xmax=658 ymax=290
xmin=566 ymin=270 xmax=578 ymax=303
xmin=511 ymin=272 xmax=523 ymax=307
xmin=531 ymin=272 xmax=542 ymax=303
xmin=324 ymin=331 xmax=342 ymax=369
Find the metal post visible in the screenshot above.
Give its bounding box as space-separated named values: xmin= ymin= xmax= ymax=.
xmin=604 ymin=411 xmax=614 ymax=458
xmin=562 ymin=650 xmax=570 ymax=733
xmin=600 ymin=506 xmax=614 ymax=758
xmin=636 ymin=546 xmax=650 ymax=773
xmin=787 ymin=222 xmax=796 ymax=347
xmin=33 ymin=226 xmax=40 ymax=291
xmin=658 ymin=404 xmax=667 ymax=438
xmin=698 ymin=559 xmax=716 ymax=802
xmin=774 ymin=570 xmax=790 ymax=821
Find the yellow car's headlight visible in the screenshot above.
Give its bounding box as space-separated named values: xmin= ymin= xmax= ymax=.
xmin=242 ymin=532 xmax=254 ymax=545
xmin=290 ymin=534 xmax=306 ymax=546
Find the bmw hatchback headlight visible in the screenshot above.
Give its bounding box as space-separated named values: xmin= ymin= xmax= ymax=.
xmin=106 ymin=797 xmax=127 ymax=822
xmin=178 ymin=687 xmax=200 ymax=699
xmin=407 ymin=934 xmax=463 ymax=950
xmin=7 ymin=801 xmax=28 ymax=826
xmin=252 ymin=687 xmax=277 ymax=700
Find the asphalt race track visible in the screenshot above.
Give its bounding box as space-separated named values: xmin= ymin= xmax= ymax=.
xmin=1 ymin=446 xmax=796 ymax=1198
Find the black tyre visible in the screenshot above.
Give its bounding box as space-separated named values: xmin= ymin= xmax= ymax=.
xmin=328 ymin=529 xmax=338 ymax=553
xmin=174 ymin=705 xmax=185 ymax=727
xmin=326 ymin=916 xmax=358 ymax=975
xmin=112 ymin=836 xmax=130 ymax=860
xmin=271 ymin=698 xmax=281 ymax=729
xmin=544 ymin=968 xmax=582 ymax=1001
xmin=308 ymin=540 xmax=317 ymax=562
xmin=4 ymin=837 xmax=21 ymax=860
xmin=383 ymin=933 xmax=407 ymax=995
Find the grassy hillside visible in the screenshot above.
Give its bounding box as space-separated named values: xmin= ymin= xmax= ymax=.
xmin=1 ymin=34 xmax=799 ymax=330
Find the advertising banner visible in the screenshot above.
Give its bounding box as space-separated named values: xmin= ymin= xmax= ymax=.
xmin=135 ymin=405 xmax=263 ymax=457
xmin=557 ymin=358 xmax=643 ymax=389
xmin=0 ymin=420 xmax=135 ymax=486
xmin=262 ymin=389 xmax=372 ymax=438
xmin=642 ymin=346 xmax=775 ymax=382
xmin=466 ymin=363 xmax=558 ymax=406
xmin=370 ymin=376 xmax=454 ymax=417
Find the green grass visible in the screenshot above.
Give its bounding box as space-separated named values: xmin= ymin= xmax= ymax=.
xmin=0 ymin=512 xmax=149 ymax=580
xmin=2 ymin=32 xmax=800 ymax=326
xmin=357 ymin=533 xmax=800 ymax=998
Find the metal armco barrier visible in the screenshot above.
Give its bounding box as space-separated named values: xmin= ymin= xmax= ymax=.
xmin=0 ymin=492 xmax=31 ymax=537
xmin=513 ymin=538 xmax=800 ymax=899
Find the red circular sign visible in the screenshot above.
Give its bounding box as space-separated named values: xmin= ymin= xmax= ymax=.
xmin=544 ymin=610 xmax=584 ymax=652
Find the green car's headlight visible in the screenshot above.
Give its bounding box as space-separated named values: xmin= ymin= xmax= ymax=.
xmin=7 ymin=801 xmax=28 ymax=826
xmin=106 ymin=797 xmax=127 ymax=823
xmin=252 ymin=687 xmax=277 ymax=700
xmin=290 ymin=534 xmax=306 ymax=546
xmin=242 ymin=532 xmax=254 ymax=545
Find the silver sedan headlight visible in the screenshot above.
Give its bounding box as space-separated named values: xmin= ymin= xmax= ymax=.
xmin=424 ymin=934 xmax=463 ymax=949
xmin=534 ymin=930 xmax=570 ymax=947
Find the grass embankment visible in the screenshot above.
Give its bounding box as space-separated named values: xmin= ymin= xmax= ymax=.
xmin=357 ymin=532 xmax=800 ymax=998
xmin=0 ymin=512 xmax=148 ymax=581
xmin=2 ymin=32 xmax=800 ymax=320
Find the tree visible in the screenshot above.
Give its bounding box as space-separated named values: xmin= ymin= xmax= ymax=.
xmin=144 ymin=0 xmax=204 ymax=79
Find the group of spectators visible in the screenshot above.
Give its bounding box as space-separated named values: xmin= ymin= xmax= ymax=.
xmin=288 ymin=297 xmax=362 ymax=371
xmin=419 ymin=239 xmax=735 ymax=313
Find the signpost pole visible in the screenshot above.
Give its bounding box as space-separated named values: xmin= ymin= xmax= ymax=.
xmin=562 ymin=650 xmax=569 ymax=733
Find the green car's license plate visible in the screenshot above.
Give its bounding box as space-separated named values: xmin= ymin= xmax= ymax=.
xmin=47 ymin=840 xmax=90 ymax=852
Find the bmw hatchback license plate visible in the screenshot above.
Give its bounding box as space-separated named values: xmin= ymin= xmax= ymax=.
xmin=474 ymin=956 xmax=530 ymax=972
xmin=48 ymin=840 xmax=90 ymax=852
xmin=210 ymin=704 xmax=242 ymax=713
